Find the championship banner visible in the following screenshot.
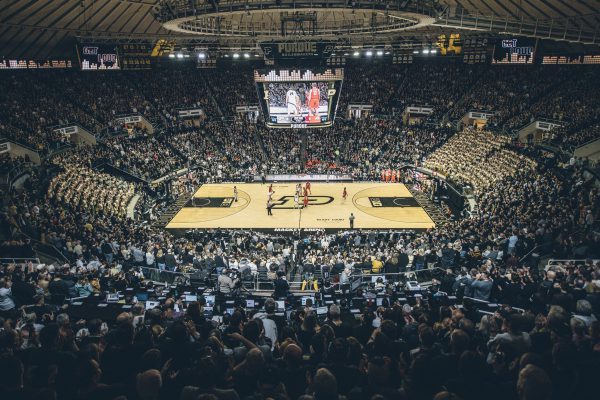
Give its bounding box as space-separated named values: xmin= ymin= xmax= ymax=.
xmin=261 ymin=41 xmax=335 ymax=59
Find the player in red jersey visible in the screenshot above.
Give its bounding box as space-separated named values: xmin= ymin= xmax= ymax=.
xmin=303 ymin=193 xmax=309 ymax=208
xmin=306 ymin=181 xmax=311 ymax=194
xmin=307 ymin=83 xmax=320 ymax=116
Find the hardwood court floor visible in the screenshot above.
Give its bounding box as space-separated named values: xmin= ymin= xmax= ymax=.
xmin=166 ymin=182 xmax=435 ymax=231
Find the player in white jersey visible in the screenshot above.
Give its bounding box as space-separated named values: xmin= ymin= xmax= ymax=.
xmin=286 ymin=89 xmax=301 ymax=116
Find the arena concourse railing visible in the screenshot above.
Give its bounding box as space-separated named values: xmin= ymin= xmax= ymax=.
xmin=545 ymin=259 xmax=600 ymax=270
xmin=0 ymin=257 xmax=41 ymax=266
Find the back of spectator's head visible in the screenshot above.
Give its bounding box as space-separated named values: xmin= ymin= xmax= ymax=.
xmin=56 ymin=313 xmax=70 ymax=327
xmin=517 ymin=364 xmax=552 ymax=400
xmin=575 ymin=299 xmax=592 ymax=316
xmin=264 ymin=298 xmax=276 ymax=314
xmin=312 ymin=368 xmax=338 ymax=400
xmin=243 ymin=319 xmax=261 ymax=343
xmin=519 ymin=352 xmax=547 ymax=372
xmin=328 ymin=304 xmax=341 ymax=320
xmin=450 ymin=329 xmax=470 ymax=355
xmin=283 ymin=343 xmax=303 ymax=367
xmin=140 ymin=348 xmax=162 ymax=372
xmin=39 ymin=323 xmax=60 ymax=349
xmin=246 ymin=347 xmax=265 ymax=369
xmin=136 ymin=369 xmax=162 ymax=400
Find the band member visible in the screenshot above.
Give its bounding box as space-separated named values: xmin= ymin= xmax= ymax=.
xmin=381 ymin=170 xmax=386 ymax=182
xmin=267 ymin=199 xmax=273 ymax=215
xmin=286 ymin=88 xmax=301 ymax=116
xmin=303 ymin=193 xmax=309 ymax=208
xmin=391 ymin=170 xmax=397 ymax=183
xmin=294 ymin=191 xmax=299 ymax=209
xmin=307 ymin=83 xmax=320 ymax=116
xmin=233 ymin=186 xmax=238 ymax=202
xmin=342 ymin=187 xmax=347 ymax=200
xmin=306 ymin=181 xmax=311 ymax=195
xmin=386 ymin=169 xmax=392 ymax=182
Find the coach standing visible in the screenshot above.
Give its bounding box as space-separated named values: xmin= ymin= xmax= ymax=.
xmin=349 ymin=213 xmax=355 ymax=229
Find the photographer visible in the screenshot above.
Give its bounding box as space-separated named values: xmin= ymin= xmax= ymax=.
xmin=218 ymin=268 xmax=239 ymax=295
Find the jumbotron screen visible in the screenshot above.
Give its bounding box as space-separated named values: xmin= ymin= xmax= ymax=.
xmin=254 ymin=68 xmax=343 ymax=128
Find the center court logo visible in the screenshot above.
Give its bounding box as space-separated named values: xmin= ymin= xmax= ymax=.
xmin=271 ymin=195 xmax=334 ymax=209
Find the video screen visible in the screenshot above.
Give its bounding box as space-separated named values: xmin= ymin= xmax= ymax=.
xmin=267 ymin=82 xmax=329 ymax=124
xmin=255 ymin=68 xmax=343 ymax=128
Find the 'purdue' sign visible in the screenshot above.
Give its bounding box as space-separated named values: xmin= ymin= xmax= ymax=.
xmin=261 ymin=41 xmax=335 ymax=59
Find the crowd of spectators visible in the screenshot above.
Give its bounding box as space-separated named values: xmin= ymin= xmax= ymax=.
xmin=0 ymin=61 xmax=600 ymax=400
xmin=47 ymin=165 xmax=135 ymax=219
xmin=424 ymin=129 xmax=537 ymax=193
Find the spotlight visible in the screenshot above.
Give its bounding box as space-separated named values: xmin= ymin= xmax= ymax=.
xmin=376 ymin=50 xmax=383 ymax=56
xmin=168 ymin=54 xmax=175 ymax=58
xmin=422 ymin=49 xmax=430 ymax=54
xmin=413 ymin=50 xmax=419 ymax=54
xmin=353 ymin=51 xmax=360 ymax=57
xmin=198 ymin=53 xmax=206 ymax=59
xmin=243 ymin=53 xmax=250 ymax=58
xmin=176 ymin=53 xmax=184 ymax=59
xmin=385 ymin=51 xmax=391 ymax=55
xmin=430 ymin=49 xmax=437 ymax=54
xmin=365 ymin=50 xmax=373 ymax=57
xmin=233 ymin=53 xmax=240 ymax=58
xmin=343 ymin=52 xmax=349 ymax=56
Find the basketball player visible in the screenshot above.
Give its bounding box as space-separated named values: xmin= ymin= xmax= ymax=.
xmin=294 ymin=191 xmax=299 ymax=209
xmin=342 ymin=187 xmax=347 ymax=201
xmin=233 ymin=186 xmax=238 ymax=202
xmin=296 ymin=183 xmax=301 ymax=196
xmin=306 ymin=181 xmax=311 ymax=195
xmin=267 ymin=199 xmax=273 ymax=215
xmin=268 ymin=183 xmax=273 ymax=193
xmin=303 ymin=193 xmax=309 ymax=208
xmin=286 ymin=88 xmax=301 ymax=116
xmin=267 ymin=189 xmax=275 ymax=202
xmin=307 ymin=83 xmax=320 ymax=116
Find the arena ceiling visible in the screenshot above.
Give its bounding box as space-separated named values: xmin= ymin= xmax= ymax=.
xmin=0 ymin=0 xmax=598 ymax=59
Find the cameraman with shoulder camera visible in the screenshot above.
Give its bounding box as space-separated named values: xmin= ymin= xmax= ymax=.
xmin=218 ymin=268 xmax=240 ymax=295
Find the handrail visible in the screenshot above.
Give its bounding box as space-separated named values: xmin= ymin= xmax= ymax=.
xmin=0 ymin=257 xmax=40 ymax=265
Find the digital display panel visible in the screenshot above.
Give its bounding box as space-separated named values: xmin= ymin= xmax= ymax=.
xmin=79 ymin=44 xmax=120 ymax=70
xmin=491 ymin=38 xmax=535 ymax=65
xmin=255 ymin=68 xmax=343 ymax=128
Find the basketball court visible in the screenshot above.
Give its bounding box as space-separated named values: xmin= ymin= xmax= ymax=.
xmin=166 ymin=182 xmax=435 ymax=232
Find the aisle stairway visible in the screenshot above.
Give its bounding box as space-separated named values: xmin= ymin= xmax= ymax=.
xmin=408 ymin=187 xmax=449 ymax=226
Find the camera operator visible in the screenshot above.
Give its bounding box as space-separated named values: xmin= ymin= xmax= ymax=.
xmin=273 ymin=270 xmax=289 ymax=298
xmin=218 ymin=268 xmax=240 ymax=295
